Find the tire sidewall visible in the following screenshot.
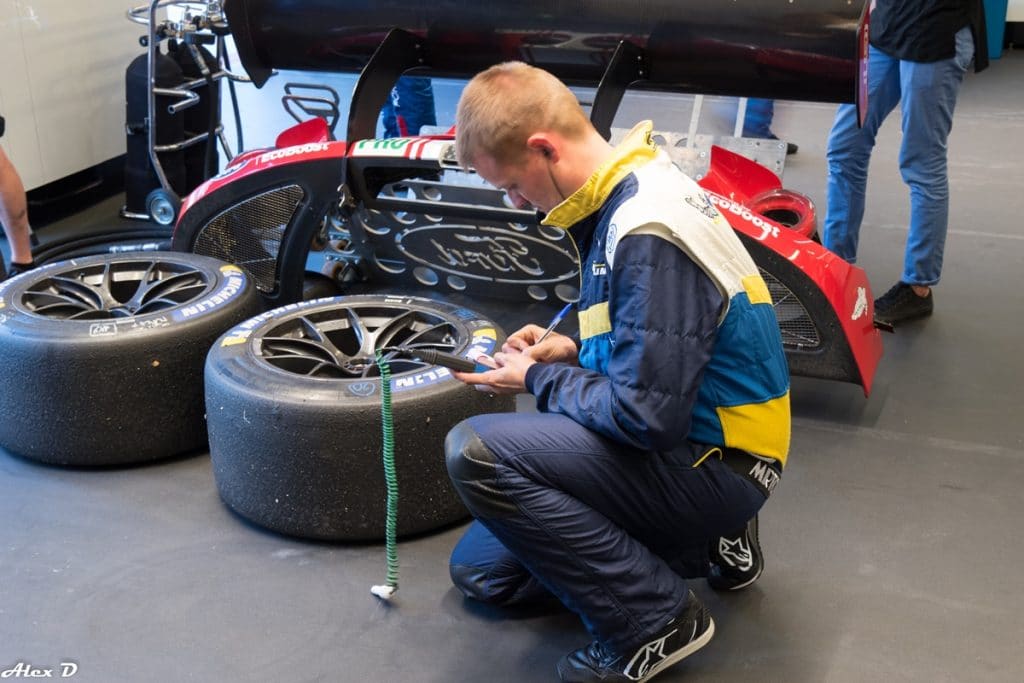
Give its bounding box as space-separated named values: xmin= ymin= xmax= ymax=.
xmin=0 ymin=252 xmax=252 ymax=344
xmin=204 ymin=294 xmax=511 ymax=540
xmin=0 ymin=252 xmax=261 ymax=465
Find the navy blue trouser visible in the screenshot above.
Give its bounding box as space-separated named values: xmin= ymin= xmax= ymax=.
xmin=446 ymin=412 xmax=767 ymax=655
xmin=381 ymin=77 xmax=436 ymax=137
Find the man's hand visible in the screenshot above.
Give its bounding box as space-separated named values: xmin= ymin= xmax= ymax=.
xmin=451 ymin=322 xmax=578 ymax=394
xmin=452 ymin=349 xmax=537 ymax=394
xmin=503 ymin=324 xmax=578 ymax=365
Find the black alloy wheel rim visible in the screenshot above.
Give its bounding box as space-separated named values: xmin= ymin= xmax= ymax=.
xmin=256 ymin=303 xmax=465 ymax=379
xmin=21 ymin=260 xmax=212 ymax=320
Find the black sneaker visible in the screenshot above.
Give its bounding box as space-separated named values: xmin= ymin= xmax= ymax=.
xmin=556 ymin=590 xmax=715 ymax=682
xmin=873 ymin=282 xmax=933 ymax=326
xmin=764 ymin=133 xmax=798 ymax=156
xmin=707 ymin=515 xmax=763 ymax=591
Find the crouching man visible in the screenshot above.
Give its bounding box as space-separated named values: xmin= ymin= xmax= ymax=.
xmin=446 ymin=62 xmax=790 ymax=683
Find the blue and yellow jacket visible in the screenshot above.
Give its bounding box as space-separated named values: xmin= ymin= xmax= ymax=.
xmin=523 ymin=122 xmax=791 ymax=465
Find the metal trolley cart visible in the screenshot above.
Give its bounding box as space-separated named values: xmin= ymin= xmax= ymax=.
xmin=123 ymin=0 xmax=250 ymax=225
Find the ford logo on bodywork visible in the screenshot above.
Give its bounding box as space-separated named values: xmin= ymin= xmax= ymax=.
xmin=396 ymin=225 xmax=578 ymax=284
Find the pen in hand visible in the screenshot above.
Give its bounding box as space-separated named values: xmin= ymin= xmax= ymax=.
xmin=536 ymin=302 xmax=574 ymax=345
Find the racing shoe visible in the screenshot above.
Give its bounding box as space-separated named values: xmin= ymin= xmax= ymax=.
xmin=556 ymin=590 xmax=714 ymax=682
xmin=873 ymin=282 xmax=933 ymax=326
xmin=707 ymin=514 xmax=763 ymax=591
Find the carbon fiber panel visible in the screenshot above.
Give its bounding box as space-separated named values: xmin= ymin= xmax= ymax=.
xmin=193 ymin=185 xmax=304 ymax=293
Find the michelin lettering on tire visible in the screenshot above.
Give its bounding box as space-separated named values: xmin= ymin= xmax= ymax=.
xmin=174 ymin=265 xmax=248 ymax=321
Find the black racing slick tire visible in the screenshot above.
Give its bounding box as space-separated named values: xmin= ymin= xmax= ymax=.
xmin=204 ymin=294 xmax=514 ymax=541
xmin=0 ymin=252 xmax=261 ymax=465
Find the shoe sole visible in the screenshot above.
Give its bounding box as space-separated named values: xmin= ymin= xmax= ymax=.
xmin=873 ymin=309 xmax=932 ymax=326
xmin=720 ymin=564 xmax=762 ymax=591
xmin=636 ymin=618 xmax=716 ymax=683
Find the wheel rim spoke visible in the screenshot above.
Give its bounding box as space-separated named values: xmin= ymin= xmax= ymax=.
xmin=47 ymin=276 xmax=105 ymax=311
xmin=20 ymin=260 xmax=212 ymax=320
xmin=401 ymin=321 xmax=458 ymax=350
xmin=371 ymin=309 xmax=418 ymax=351
xmin=257 ymin=304 xmax=468 ymax=378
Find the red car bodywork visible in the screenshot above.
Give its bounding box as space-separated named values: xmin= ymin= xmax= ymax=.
xmin=175 ymin=124 xmax=882 ymax=394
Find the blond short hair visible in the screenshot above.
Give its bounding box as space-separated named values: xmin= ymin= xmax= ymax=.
xmin=455 ymin=62 xmax=590 ymax=168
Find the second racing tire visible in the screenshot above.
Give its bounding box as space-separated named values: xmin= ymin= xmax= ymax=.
xmin=204 ymin=294 xmax=514 ymax=541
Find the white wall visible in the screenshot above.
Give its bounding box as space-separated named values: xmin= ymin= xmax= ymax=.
xmin=0 ymin=0 xmax=143 ymax=190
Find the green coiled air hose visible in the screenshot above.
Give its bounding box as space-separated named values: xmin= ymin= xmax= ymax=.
xmin=370 ymin=350 xmax=399 ymax=600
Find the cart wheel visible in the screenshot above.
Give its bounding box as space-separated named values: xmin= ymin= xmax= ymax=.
xmin=146 ymin=189 xmax=180 ymax=226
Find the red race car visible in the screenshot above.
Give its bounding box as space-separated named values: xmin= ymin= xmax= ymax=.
xmin=173 ymin=115 xmax=881 ymax=394
xmin=171 ymin=0 xmax=879 ymax=392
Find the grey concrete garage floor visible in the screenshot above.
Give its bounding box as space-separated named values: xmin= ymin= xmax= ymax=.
xmin=2 ymin=51 xmax=1023 ymax=683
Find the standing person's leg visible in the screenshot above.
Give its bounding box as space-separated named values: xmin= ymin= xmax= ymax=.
xmin=742 ymin=98 xmax=775 ymax=138
xmin=822 ymin=46 xmax=902 ymax=262
xmin=446 ymin=412 xmax=764 ymax=670
xmin=742 ymin=98 xmax=797 ymax=155
xmin=395 ymin=77 xmax=436 ymax=135
xmin=897 ymin=27 xmax=973 ymax=288
xmin=381 ymin=77 xmax=437 ymax=138
xmin=873 ymin=28 xmax=974 ymax=325
xmin=380 ymin=87 xmax=401 ymax=138
xmin=0 ymin=143 xmax=35 ymax=273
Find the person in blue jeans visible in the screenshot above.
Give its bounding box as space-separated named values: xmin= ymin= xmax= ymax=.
xmin=743 ymin=98 xmax=797 ymax=156
xmin=823 ymin=0 xmax=988 ymax=325
xmin=445 ymin=62 xmax=790 ymax=683
xmin=0 ymin=115 xmax=36 ymax=280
